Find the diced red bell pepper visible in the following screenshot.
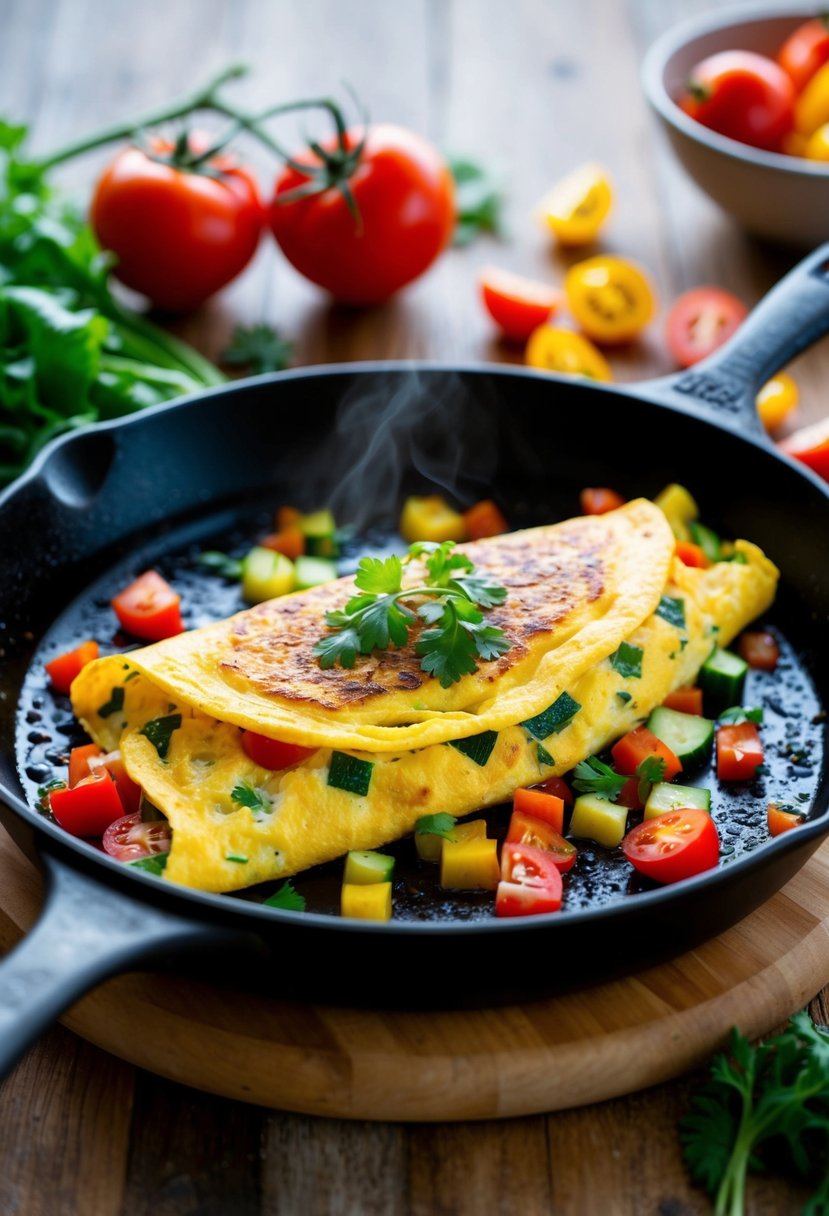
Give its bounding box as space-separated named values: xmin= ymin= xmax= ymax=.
xmin=261 ymin=527 xmax=305 ymax=560
xmin=675 ymin=541 xmax=710 ymax=569
xmin=45 ymin=640 xmax=99 ymax=695
xmin=69 ymin=743 xmax=104 ymax=787
xmin=767 ymin=803 xmax=805 ymax=837
xmin=49 ymin=769 xmax=125 ymax=837
xmin=738 ymin=630 xmax=780 ymax=672
xmin=580 ymin=487 xmax=625 ymax=516
xmin=611 ymin=726 xmax=683 ymax=781
xmin=662 ymin=686 xmax=704 ymax=715
xmin=90 ymin=750 xmax=142 ymax=815
xmin=112 ymin=570 xmax=183 ymax=641
xmin=717 ymin=722 xmax=764 ymax=782
xmin=512 ymin=787 xmax=565 ymax=834
xmin=463 ymin=499 xmax=509 ymax=541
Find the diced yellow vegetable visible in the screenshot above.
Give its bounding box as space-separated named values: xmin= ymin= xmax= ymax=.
xmin=415 ymin=817 xmax=486 ymax=862
xmin=300 ymin=509 xmax=338 ymax=557
xmin=242 ymin=547 xmax=296 ymax=603
xmin=400 ymin=495 xmax=467 ymax=544
xmin=440 ymin=837 xmax=500 ymax=890
xmin=653 ymin=483 xmax=698 ymax=543
xmin=756 ymin=373 xmax=799 ymax=432
xmin=795 ymin=62 xmax=829 ymax=135
xmin=341 ymin=881 xmax=392 ymax=921
xmin=569 ymin=794 xmax=629 ymax=848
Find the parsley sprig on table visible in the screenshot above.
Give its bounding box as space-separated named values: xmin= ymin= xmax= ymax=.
xmin=313 ymin=540 xmax=511 ymax=688
xmin=681 ymin=1013 xmax=829 ymax=1216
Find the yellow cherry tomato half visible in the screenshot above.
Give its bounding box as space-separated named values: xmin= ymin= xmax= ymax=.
xmin=537 ymin=163 xmax=613 ymax=246
xmin=795 ymin=61 xmax=829 ymax=135
xmin=525 ymin=326 xmax=613 ymax=382
xmin=756 ymin=373 xmax=799 ymax=432
xmin=565 ymin=255 xmax=656 ymax=345
xmin=804 ymin=122 xmax=829 ymax=161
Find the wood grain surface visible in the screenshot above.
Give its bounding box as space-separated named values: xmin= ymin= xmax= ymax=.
xmin=1 ymin=0 xmax=828 ymax=1212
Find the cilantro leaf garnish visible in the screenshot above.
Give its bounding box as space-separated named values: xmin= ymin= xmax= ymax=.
xmin=636 ymin=755 xmax=666 ymax=803
xmin=221 ymin=323 xmax=293 ymax=374
xmin=231 ymin=780 xmax=272 ymax=815
xmin=414 ymin=813 xmax=457 ymax=841
xmin=718 ymin=706 xmax=764 ymax=726
xmin=681 ymin=1013 xmax=829 ymax=1215
xmin=313 ymin=540 xmax=511 ymax=687
xmin=263 ymin=879 xmax=306 ymax=911
xmin=572 ymin=756 xmax=627 ymax=802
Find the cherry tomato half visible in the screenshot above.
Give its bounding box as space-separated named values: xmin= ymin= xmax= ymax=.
xmin=462 ymin=499 xmax=509 ymax=541
xmin=738 ymin=630 xmax=780 ymax=672
xmin=538 ymin=163 xmax=613 ymax=247
xmin=678 ymin=51 xmax=795 ymax=151
xmin=565 ymin=256 xmax=656 ymax=345
xmin=479 ymin=266 xmax=560 ymax=343
xmin=778 ymin=17 xmax=829 ymax=93
xmin=665 ymin=287 xmax=747 ymax=369
xmin=506 ymin=812 xmax=576 ymax=872
xmin=525 ymin=327 xmax=613 ymax=381
xmin=112 ymin=570 xmax=183 ymax=641
xmin=103 ymin=811 xmax=172 ymax=861
xmin=241 ymin=731 xmax=316 ymax=770
xmin=269 ymin=124 xmax=455 ymax=305
xmin=779 ymin=416 xmax=829 ymax=481
xmin=756 ymin=373 xmax=799 ymax=432
xmin=580 ymin=487 xmax=625 ymax=516
xmin=91 ymin=139 xmax=264 ymax=312
xmin=496 ymin=842 xmax=563 ymax=917
xmin=534 ymin=774 xmax=574 ymax=807
xmin=44 ymin=639 xmax=99 ymax=695
xmin=622 ymin=808 xmax=719 ymax=885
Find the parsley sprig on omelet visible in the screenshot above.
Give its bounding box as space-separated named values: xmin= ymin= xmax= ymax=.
xmin=313 ymin=540 xmax=511 ymax=687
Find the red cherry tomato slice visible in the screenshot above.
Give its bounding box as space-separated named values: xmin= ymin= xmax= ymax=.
xmin=779 ymin=417 xmax=829 ymax=481
xmin=479 ymin=266 xmax=560 ymax=343
xmin=623 ymin=808 xmax=720 ymax=885
xmin=496 ymin=841 xmax=563 ymax=917
xmin=534 ymin=774 xmax=574 ymax=807
xmin=505 ymin=812 xmax=576 ymax=872
xmin=678 ymin=51 xmax=795 ymax=152
xmin=44 ymin=639 xmax=99 ymax=695
xmin=112 ymin=570 xmax=184 ymax=641
xmin=738 ymin=630 xmax=780 ymax=671
xmin=49 ymin=769 xmax=125 ymax=837
xmin=495 ymin=879 xmax=563 ymax=917
xmin=717 ymin=722 xmax=764 ymax=781
xmin=103 ymin=811 xmax=172 ymax=861
xmin=241 ymin=731 xmax=316 ymax=770
xmin=580 ymin=487 xmax=625 ymax=515
xmin=778 ymin=18 xmax=829 ymax=93
xmin=666 ymin=287 xmax=748 ymax=368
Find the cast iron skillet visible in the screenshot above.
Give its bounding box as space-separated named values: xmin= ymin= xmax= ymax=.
xmin=0 ymin=246 xmax=828 ymax=1080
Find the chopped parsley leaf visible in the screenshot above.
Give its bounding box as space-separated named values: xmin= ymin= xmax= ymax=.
xmin=537 ymin=743 xmax=555 ymax=767
xmin=264 ymin=880 xmax=306 ymax=911
xmin=97 ymin=686 xmax=125 ymax=718
xmin=231 ymin=781 xmax=272 ymax=815
xmin=521 ymin=692 xmax=581 ymax=741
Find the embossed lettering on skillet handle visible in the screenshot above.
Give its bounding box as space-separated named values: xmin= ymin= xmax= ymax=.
xmin=641 ymin=244 xmax=829 ymax=434
xmin=0 ymin=849 xmax=244 ymax=1080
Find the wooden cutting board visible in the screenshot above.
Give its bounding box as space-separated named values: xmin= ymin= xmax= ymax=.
xmin=1 ymin=826 xmax=828 ymax=1121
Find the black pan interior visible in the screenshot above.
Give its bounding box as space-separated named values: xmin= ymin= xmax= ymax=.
xmin=0 ymin=365 xmax=827 ymax=1003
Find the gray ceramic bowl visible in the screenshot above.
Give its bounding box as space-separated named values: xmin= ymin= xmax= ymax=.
xmin=642 ymin=6 xmax=829 ymax=247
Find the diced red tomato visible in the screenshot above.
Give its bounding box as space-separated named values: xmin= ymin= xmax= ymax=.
xmin=479 ymin=266 xmax=560 ymax=343
xmin=665 ymin=287 xmax=747 ymax=368
xmin=767 ymin=803 xmax=805 ymax=837
xmin=611 ymin=726 xmax=683 ymax=781
xmin=535 ymin=774 xmax=574 ymax=806
xmin=463 ymin=499 xmax=509 ymax=541
xmin=69 ymin=742 xmax=104 ymax=787
xmin=779 ymin=417 xmax=829 ymax=481
xmin=675 ymin=541 xmax=710 ymax=569
xmin=495 ymin=841 xmax=563 ymax=917
xmin=622 ymin=808 xmax=720 ymax=885
xmin=112 ymin=571 xmax=184 ymax=641
xmin=738 ymin=630 xmax=780 ymax=672
xmin=89 ymin=750 xmax=142 ymax=815
xmin=717 ymin=722 xmax=764 ymax=782
xmin=505 ymin=811 xmax=576 ymax=872
xmin=241 ymin=730 xmax=316 ymax=770
xmin=662 ymin=687 xmax=704 ymax=716
xmin=261 ymin=527 xmax=305 ymax=560
xmin=103 ymin=811 xmax=172 ymax=861
xmin=44 ymin=640 xmax=99 ymax=695
xmin=580 ymin=487 xmax=625 ymax=516
xmin=512 ymin=787 xmax=565 ymax=834
xmin=276 ymin=505 xmax=303 ymax=530
xmin=49 ymin=769 xmax=125 ymax=837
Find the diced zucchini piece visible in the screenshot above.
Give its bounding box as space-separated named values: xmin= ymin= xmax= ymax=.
xmin=689 ymin=521 xmax=721 ymax=563
xmin=654 ymin=483 xmax=698 ymax=542
xmin=699 ymin=646 xmax=748 ymax=709
xmin=341 ymin=881 xmax=392 ymax=921
xmin=447 ymin=731 xmax=498 ymax=766
xmin=400 ymin=495 xmax=467 ymax=544
xmin=569 ymin=794 xmax=628 ymax=848
xmin=242 ymin=546 xmax=296 ymax=603
xmin=644 ymin=782 xmax=711 ymax=820
xmin=344 ymin=850 xmax=395 ymax=885
xmin=440 ymin=837 xmax=499 ymax=890
xmin=294 ymin=555 xmax=338 ymax=589
xmin=328 ymin=751 xmax=374 ymax=796
xmin=647 ymin=706 xmax=714 ymax=769
xmin=301 ymin=509 xmax=338 ymax=557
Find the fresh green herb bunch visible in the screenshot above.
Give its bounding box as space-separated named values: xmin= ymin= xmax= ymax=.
xmin=313 ymin=539 xmax=511 ymax=688
xmin=682 ymin=1012 xmax=829 ymax=1216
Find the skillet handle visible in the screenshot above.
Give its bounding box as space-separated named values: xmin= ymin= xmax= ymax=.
xmin=643 ymin=243 xmax=829 ymax=433
xmin=0 ymin=848 xmax=245 ymax=1080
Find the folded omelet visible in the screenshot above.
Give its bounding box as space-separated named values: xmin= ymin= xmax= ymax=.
xmin=71 ymin=500 xmax=778 ymax=892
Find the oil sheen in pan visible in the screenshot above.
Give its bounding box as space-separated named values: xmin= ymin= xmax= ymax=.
xmin=15 ymin=513 xmax=826 ymax=924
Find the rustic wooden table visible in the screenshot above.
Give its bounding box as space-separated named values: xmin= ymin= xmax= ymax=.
xmin=1 ymin=0 xmax=828 ymax=1211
